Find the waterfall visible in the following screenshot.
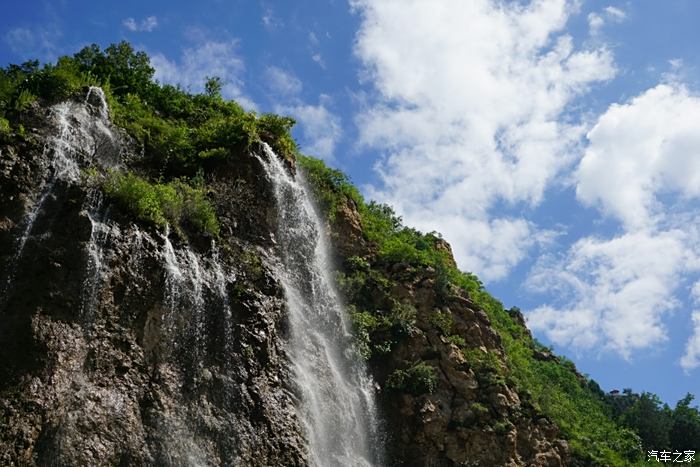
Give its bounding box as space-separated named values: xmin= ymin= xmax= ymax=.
xmin=257 ymin=143 xmax=381 ymax=467
xmin=3 ymin=87 xmax=119 ymax=303
xmin=161 ymin=228 xmax=228 ymax=365
xmin=12 ymin=87 xmax=118 ymax=258
xmin=80 ymin=189 xmax=115 ymax=320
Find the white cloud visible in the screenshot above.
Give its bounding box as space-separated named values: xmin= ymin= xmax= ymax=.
xmin=4 ymin=25 xmax=60 ymax=60
xmin=309 ymin=32 xmax=319 ymax=46
xmin=122 ymin=16 xmax=158 ymax=32
xmin=576 ymin=83 xmax=700 ymax=230
xmin=351 ymin=0 xmax=615 ymax=280
xmin=311 ymin=53 xmax=325 ymax=69
xmin=588 ymin=5 xmax=626 ymax=35
xmin=278 ymin=95 xmax=341 ymax=161
xmin=151 ymin=39 xmax=256 ymax=110
xmin=681 ymin=312 xmax=700 ymax=372
xmin=266 ymin=66 xmax=303 ymax=95
xmin=528 ymin=81 xmax=700 ymax=365
xmin=587 ymin=13 xmax=605 ymax=34
xmin=604 ymin=6 xmax=626 ymax=20
xmin=527 ymin=230 xmax=693 ymax=357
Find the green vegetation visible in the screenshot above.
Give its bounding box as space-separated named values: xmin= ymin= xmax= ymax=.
xmin=386 ymin=361 xmax=438 ymax=396
xmin=604 ymin=390 xmax=700 ymax=461
xmin=428 ymin=310 xmax=453 ymax=336
xmin=104 ymin=172 xmax=219 ymax=236
xmin=5 ymin=42 xmax=699 ymax=465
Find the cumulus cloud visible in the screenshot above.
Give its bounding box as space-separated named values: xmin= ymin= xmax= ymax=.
xmin=150 ymin=39 xmax=256 ymax=110
xmin=528 ymin=81 xmax=700 ymax=362
xmin=4 ymin=25 xmax=61 ymax=60
xmin=122 ymin=16 xmax=158 ymax=32
xmin=278 ymin=95 xmax=342 ymax=161
xmin=527 ymin=230 xmax=694 ymax=357
xmin=681 ymin=312 xmax=700 ymax=372
xmin=588 ymin=5 xmax=626 ymax=35
xmin=576 ymin=83 xmax=700 ymax=230
xmin=266 ymin=66 xmax=303 ymax=95
xmin=261 ymin=8 xmax=281 ymax=30
xmin=351 ymin=0 xmax=615 ymax=280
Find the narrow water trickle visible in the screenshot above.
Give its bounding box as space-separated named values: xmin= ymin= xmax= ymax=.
xmin=160 ymin=227 xmax=209 ymax=363
xmin=212 ymin=241 xmax=234 ymax=354
xmin=257 ymin=143 xmax=382 ymax=467
xmin=80 ymin=189 xmax=113 ymax=320
xmin=3 ymin=86 xmax=119 ymax=304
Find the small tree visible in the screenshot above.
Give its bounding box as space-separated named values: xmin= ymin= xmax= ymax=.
xmin=204 ymin=76 xmax=223 ymax=98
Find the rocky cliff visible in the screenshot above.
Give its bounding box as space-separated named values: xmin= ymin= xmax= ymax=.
xmin=0 ymin=87 xmax=572 ymax=466
xmin=0 ymin=93 xmax=307 ymax=466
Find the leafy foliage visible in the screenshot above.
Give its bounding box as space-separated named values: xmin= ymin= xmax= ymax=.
xmin=605 ymin=390 xmax=700 ymax=458
xmin=104 ymin=172 xmax=219 ymax=236
xmin=386 ymin=362 xmax=438 ymax=396
xmin=1 ymin=41 xmax=301 ymax=236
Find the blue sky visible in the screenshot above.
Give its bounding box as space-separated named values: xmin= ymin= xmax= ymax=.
xmin=3 ymin=0 xmax=700 ymax=406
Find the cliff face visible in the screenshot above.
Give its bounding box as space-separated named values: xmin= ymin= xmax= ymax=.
xmin=0 ymin=94 xmax=306 ymax=466
xmin=1 ymin=90 xmax=567 ymax=466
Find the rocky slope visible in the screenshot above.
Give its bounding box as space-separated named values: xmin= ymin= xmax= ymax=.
xmin=0 ymin=89 xmax=569 ymax=466
xmin=329 ymin=200 xmax=570 ymax=466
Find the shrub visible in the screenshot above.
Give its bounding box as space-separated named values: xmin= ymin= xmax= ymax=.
xmin=447 ymin=334 xmax=466 ymax=348
xmin=104 ymin=172 xmax=219 ymax=236
xmin=0 ymin=117 xmax=10 ymax=137
xmin=386 ymin=361 xmax=438 ymax=396
xmin=428 ymin=310 xmax=453 ymax=336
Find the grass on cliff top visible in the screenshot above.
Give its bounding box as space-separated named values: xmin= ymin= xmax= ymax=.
xmin=298 ymin=155 xmax=648 ymax=466
xmin=0 ymin=41 xmax=299 ymax=235
xmin=0 ymin=42 xmax=298 ymax=172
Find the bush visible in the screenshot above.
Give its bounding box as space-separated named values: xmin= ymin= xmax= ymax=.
xmin=104 ymin=172 xmax=219 ymax=236
xmin=0 ymin=117 xmax=10 ymax=136
xmin=428 ymin=310 xmax=453 ymax=336
xmin=386 ymin=361 xmax=438 ymax=395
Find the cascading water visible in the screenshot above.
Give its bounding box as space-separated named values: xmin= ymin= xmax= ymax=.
xmin=80 ymin=189 xmax=113 ymax=320
xmin=12 ymin=87 xmax=117 ymax=259
xmin=257 ymin=143 xmax=382 ymax=466
xmin=3 ymin=86 xmax=119 ymax=302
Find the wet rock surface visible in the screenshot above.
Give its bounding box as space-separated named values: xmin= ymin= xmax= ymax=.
xmin=0 ymin=93 xmax=306 ymax=466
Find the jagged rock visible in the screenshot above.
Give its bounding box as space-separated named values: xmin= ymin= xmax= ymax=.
xmin=1 ymin=90 xmax=571 ymax=467
xmin=0 ymin=94 xmax=307 ymax=466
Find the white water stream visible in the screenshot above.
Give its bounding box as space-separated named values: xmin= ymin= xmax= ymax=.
xmin=257 ymin=143 xmax=382 ymax=467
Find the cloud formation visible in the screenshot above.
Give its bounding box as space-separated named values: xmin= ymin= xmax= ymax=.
xmin=122 ymin=16 xmax=158 ymax=32
xmin=351 ymin=0 xmax=615 ymax=280
xmin=4 ymin=25 xmax=61 ymax=60
xmin=527 ymin=230 xmax=693 ymax=357
xmin=588 ymin=5 xmax=626 ymax=35
xmin=577 ymin=84 xmax=700 ymax=230
xmin=528 ymin=81 xmax=700 ymax=362
xmin=266 ymin=66 xmax=303 ymax=96
xmin=278 ymin=95 xmax=342 ymax=161
xmin=151 ymin=39 xmax=256 ymax=110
